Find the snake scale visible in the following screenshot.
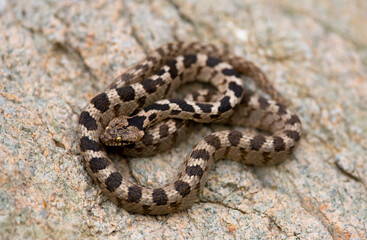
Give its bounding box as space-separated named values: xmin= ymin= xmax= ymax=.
xmin=78 ymin=42 xmax=302 ymax=215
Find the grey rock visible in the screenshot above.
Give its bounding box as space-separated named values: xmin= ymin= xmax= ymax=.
xmin=0 ymin=0 xmax=366 ymax=239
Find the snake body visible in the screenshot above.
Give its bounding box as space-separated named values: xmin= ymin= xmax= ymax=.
xmin=78 ymin=42 xmax=302 ymax=215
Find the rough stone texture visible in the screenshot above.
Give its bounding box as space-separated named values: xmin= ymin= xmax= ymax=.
xmin=1 ymin=0 xmax=366 ymax=239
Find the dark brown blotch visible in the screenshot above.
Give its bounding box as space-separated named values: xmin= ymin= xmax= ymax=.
xmin=156 ymin=69 xmax=165 ymax=76
xmin=141 ymin=78 xmax=158 ymax=94
xmin=273 ymin=136 xmax=285 ymax=152
xmin=159 ymin=124 xmax=169 ymax=138
xmin=155 ymin=77 xmax=164 ymax=86
xmin=196 ymin=103 xmax=213 ymax=113
xmin=218 ymin=96 xmax=231 ymax=113
xmin=80 ymin=136 xmax=101 ymax=152
xmin=228 ymin=82 xmax=243 ymax=98
xmin=91 ymin=92 xmax=110 ymax=113
xmin=116 ymin=86 xmax=135 ymax=102
xmin=105 ymin=172 xmax=122 ymax=192
xmin=167 ymin=59 xmax=178 ymax=79
xmin=128 ymin=185 xmax=142 ymax=203
xmin=206 ymin=57 xmax=221 ymax=67
xmin=89 ymin=157 xmax=109 ymax=173
xmin=130 ymin=109 xmax=140 ymax=116
xmin=183 ymin=54 xmax=197 ymax=68
xmin=142 ymin=133 xmax=153 ymax=146
xmin=174 ymin=180 xmax=191 ymax=197
xmin=170 ymin=99 xmax=195 ymax=112
xmin=190 ymin=149 xmax=210 ymax=161
xmin=145 ymin=103 xmax=170 ymax=112
xmin=285 ymin=130 xmax=300 ymax=141
xmin=276 ymin=103 xmax=287 ymax=115
xmin=258 ymin=97 xmax=270 ymax=109
xmin=250 ymin=135 xmax=266 ymax=151
xmin=79 ymin=111 xmax=98 ymax=131
xmin=285 ymin=115 xmax=301 ymax=125
xmin=185 ymin=165 xmax=204 ymax=178
xmin=127 ymin=116 xmax=146 ymax=130
xmin=222 ymin=68 xmax=240 ymax=78
xmin=152 ymin=188 xmax=168 ymax=206
xmin=148 ymin=113 xmax=157 ymax=122
xmin=204 ymin=134 xmax=221 ymax=149
xmin=228 ymin=131 xmax=243 ymax=146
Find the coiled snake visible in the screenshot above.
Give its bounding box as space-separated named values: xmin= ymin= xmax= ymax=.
xmin=78 ymin=42 xmax=302 ymax=215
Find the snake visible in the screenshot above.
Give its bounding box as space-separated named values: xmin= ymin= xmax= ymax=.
xmin=78 ymin=42 xmax=302 ymax=215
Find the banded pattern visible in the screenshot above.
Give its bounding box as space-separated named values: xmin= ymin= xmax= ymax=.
xmin=100 ymin=54 xmax=244 ymax=146
xmin=111 ymin=89 xmax=222 ymax=157
xmin=78 ymin=42 xmax=302 ymax=215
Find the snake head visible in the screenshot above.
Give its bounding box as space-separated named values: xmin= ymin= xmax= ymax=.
xmin=100 ymin=116 xmax=144 ymax=146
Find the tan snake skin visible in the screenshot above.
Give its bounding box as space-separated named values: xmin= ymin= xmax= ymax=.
xmin=78 ymin=42 xmax=302 ymax=215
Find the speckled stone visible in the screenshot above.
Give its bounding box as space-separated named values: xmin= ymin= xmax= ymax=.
xmin=1 ymin=0 xmax=366 ymax=239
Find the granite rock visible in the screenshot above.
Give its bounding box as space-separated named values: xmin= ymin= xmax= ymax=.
xmin=1 ymin=0 xmax=366 ymax=239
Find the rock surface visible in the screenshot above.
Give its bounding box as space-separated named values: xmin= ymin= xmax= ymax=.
xmin=1 ymin=0 xmax=366 ymax=239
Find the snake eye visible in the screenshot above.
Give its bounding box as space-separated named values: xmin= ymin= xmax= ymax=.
xmin=116 ymin=137 xmax=122 ymax=142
